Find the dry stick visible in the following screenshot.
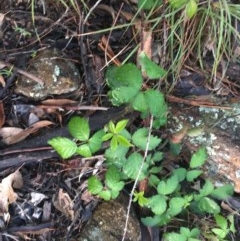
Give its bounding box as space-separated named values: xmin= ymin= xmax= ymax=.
xmin=83 ymin=0 xmax=102 ymax=25
xmin=121 ymin=115 xmax=154 ymax=241
xmin=103 ymin=3 xmax=123 ymax=65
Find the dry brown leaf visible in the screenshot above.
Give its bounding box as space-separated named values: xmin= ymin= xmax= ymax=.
xmin=0 ymin=13 xmax=5 ymax=28
xmin=0 ymin=170 xmax=23 ymax=220
xmin=0 ymin=102 xmax=5 ymax=128
xmin=52 ymin=188 xmax=74 ymax=221
xmin=0 ymin=75 xmax=6 ymax=87
xmin=0 ymin=127 xmax=24 ymax=144
xmin=139 ymin=29 xmax=152 ymax=59
xmin=41 ymin=98 xmax=78 ymax=105
xmin=170 ymin=126 xmax=189 ymax=144
xmin=0 ymin=120 xmax=54 ymax=145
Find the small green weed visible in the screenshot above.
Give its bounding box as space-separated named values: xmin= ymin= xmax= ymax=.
xmin=0 ymin=66 xmax=13 ymax=77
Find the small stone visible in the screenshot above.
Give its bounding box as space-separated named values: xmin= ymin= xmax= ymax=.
xmin=15 ymin=48 xmax=81 ymax=100
xmin=78 ymin=194 xmax=141 ymax=241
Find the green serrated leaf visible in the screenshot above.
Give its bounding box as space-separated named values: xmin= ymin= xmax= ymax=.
xmin=228 ymin=214 xmax=236 ymax=233
xmin=164 ymin=232 xmax=186 ymax=241
xmin=211 ymin=228 xmax=228 ymax=239
xmin=68 ymin=116 xmax=90 ymax=141
xmin=190 ymin=147 xmax=207 ymax=168
xmin=102 ymin=133 xmax=113 ymax=141
xmin=115 ymin=119 xmax=128 ymax=133
xmin=76 ymin=144 xmax=92 ymax=157
xmin=98 ymin=190 xmax=111 ymax=201
xmin=211 ymin=184 xmax=234 ymax=200
xmin=157 ymin=174 xmax=179 ymax=195
xmin=116 ymin=135 xmax=132 ymax=147
xmin=48 ymin=137 xmax=77 ymax=159
xmin=153 ymin=115 xmax=167 ymax=128
xmin=186 ymin=0 xmax=198 ymax=19
xmin=149 ymin=174 xmax=160 ymax=187
xmin=141 ymin=215 xmax=162 ymax=227
xmin=108 ymin=121 xmax=116 ymax=133
xmin=167 ymin=197 xmax=185 ymax=216
xmin=145 ymin=89 xmax=167 ymax=118
xmin=106 ymin=64 xmax=142 ymax=106
xmin=110 ymin=189 xmax=120 ymax=199
xmin=132 ymin=128 xmax=161 ymax=151
xmin=123 ymin=152 xmax=147 ymax=180
xmin=110 ymin=136 xmax=118 ymax=150
xmin=138 ymin=52 xmax=166 ymax=79
xmin=89 ymin=130 xmax=104 ymax=154
xmin=106 ymin=64 xmax=142 ymax=89
xmin=105 ymin=145 xmax=129 ymax=166
xmin=189 ymin=228 xmax=200 ymax=238
xmin=214 ymin=214 xmax=228 ymax=230
xmin=110 ymin=86 xmax=139 ymax=105
xmin=180 ymin=227 xmax=191 ymax=236
xmin=149 ymin=166 xmax=162 ymax=174
xmin=173 ymin=168 xmax=187 ymax=182
xmin=131 ymin=91 xmax=148 ymax=113
xmin=88 ymin=176 xmax=103 ymax=195
xmin=106 ymin=165 xmax=120 ymax=182
xmin=186 ymin=170 xmax=203 ymax=182
xmin=188 ymin=238 xmax=201 ymax=241
xmin=198 ymin=180 xmax=214 ymax=197
xmin=197 ymin=197 xmax=220 ymax=214
xmin=152 ymin=152 xmax=163 ymax=162
xmin=133 ymin=191 xmax=149 ymax=207
xmin=105 ymin=166 xmax=124 ymax=191
xmin=148 ymin=194 xmax=167 ymax=215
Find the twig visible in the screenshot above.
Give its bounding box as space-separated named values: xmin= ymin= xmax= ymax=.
xmin=0 ymin=60 xmax=44 ymax=85
xmin=121 ymin=115 xmax=154 ymax=241
xmin=83 ymin=0 xmax=102 ymax=25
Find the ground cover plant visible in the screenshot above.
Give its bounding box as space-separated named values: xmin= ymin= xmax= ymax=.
xmin=1 ymin=0 xmax=240 ymax=240
xmin=49 ymin=54 xmax=235 ymax=240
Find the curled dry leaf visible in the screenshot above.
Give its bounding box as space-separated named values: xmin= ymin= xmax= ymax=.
xmin=0 ymin=120 xmax=54 ymax=145
xmin=0 ymin=13 xmax=6 ymax=29
xmin=0 ymin=170 xmax=23 ymax=221
xmin=0 ymin=127 xmax=23 ymax=144
xmin=41 ymin=98 xmax=78 ymax=106
xmin=170 ymin=125 xmax=189 ymax=144
xmin=52 ymin=188 xmax=74 ymax=221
